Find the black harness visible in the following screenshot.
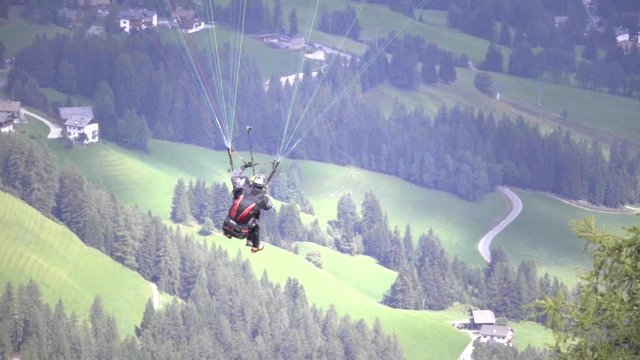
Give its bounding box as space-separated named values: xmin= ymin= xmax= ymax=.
xmin=223 ymin=188 xmax=263 ymax=239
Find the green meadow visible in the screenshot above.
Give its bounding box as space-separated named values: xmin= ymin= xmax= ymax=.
xmin=367 ymin=68 xmax=640 ymax=146
xmin=31 ymin=120 xmax=637 ymax=355
xmin=194 ymin=230 xmax=471 ymax=360
xmin=51 ymin=138 xmax=638 ymax=283
xmin=494 ymin=189 xmax=640 ymax=285
xmin=0 ymin=6 xmax=69 ymax=58
xmin=0 ymin=191 xmax=155 ymax=336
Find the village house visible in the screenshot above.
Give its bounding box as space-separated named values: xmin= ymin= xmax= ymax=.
xmin=119 ymin=8 xmax=158 ymax=33
xmin=479 ymin=325 xmax=514 ymax=346
xmin=0 ymin=100 xmax=21 ymax=133
xmin=0 ymin=100 xmax=22 ymax=119
xmin=0 ymin=113 xmax=15 ymax=133
xmin=470 ymin=309 xmax=496 ymax=330
xmin=175 ymin=8 xmax=204 ymax=33
xmin=58 ymin=106 xmax=99 ymax=144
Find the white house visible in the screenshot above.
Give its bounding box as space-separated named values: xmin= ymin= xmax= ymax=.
xmin=0 ymin=100 xmax=21 ymax=117
xmin=119 ymin=9 xmax=157 ymax=33
xmin=0 ymin=112 xmax=15 ymax=133
xmin=175 ymin=8 xmax=204 ymax=33
xmin=479 ymin=325 xmax=514 ymax=346
xmin=59 ymin=106 xmax=99 ymax=144
xmin=0 ymin=100 xmax=21 ymax=133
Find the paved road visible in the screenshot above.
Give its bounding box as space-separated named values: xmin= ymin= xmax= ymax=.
xmin=477 ymin=187 xmax=523 ymax=262
xmin=150 ymin=283 xmax=159 ymax=310
xmin=22 ymin=108 xmax=63 ymax=139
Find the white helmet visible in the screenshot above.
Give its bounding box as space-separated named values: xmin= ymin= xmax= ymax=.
xmin=251 ymin=174 xmax=266 ymax=188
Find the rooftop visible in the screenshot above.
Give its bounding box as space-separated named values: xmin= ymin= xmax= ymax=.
xmin=59 ymin=106 xmax=94 ymax=120
xmin=64 ymin=114 xmax=94 ymax=128
xmin=480 ymin=325 xmax=512 ymax=338
xmin=472 ymin=309 xmax=496 ymax=324
xmin=0 ymin=100 xmax=21 ymax=113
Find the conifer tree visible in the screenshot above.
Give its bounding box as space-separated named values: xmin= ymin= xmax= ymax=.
xmin=171 ymin=179 xmax=191 ymax=223
xmin=546 ymin=219 xmax=640 ymax=359
xmin=438 ymin=52 xmax=457 ymax=83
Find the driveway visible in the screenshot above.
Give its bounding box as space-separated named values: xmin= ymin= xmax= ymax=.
xmin=22 ymin=108 xmax=63 ymax=139
xmin=477 ymin=187 xmax=523 ymax=262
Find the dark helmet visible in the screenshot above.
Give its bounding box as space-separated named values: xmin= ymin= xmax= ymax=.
xmin=251 ymin=174 xmax=266 ymax=188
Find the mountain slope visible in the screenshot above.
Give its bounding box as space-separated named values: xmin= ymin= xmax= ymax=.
xmin=0 ymin=191 xmax=156 ymax=336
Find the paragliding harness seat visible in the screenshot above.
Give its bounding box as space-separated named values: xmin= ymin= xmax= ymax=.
xmin=223 ymin=193 xmax=260 ymax=240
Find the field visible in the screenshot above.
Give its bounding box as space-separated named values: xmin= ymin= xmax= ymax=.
xmin=43 ymin=136 xmax=639 ymax=356
xmin=0 ymin=191 xmax=157 ymax=336
xmin=367 ymin=68 xmax=640 ymax=147
xmin=52 ymin=139 xmax=510 ymax=265
xmin=494 ymin=189 xmax=640 ymax=285
xmin=50 ymin=137 xmax=639 ymax=282
xmin=0 ymin=6 xmax=69 ymax=58
xmin=194 ymin=229 xmax=472 ymax=360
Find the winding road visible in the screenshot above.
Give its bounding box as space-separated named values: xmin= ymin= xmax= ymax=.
xmin=477 ymin=187 xmax=523 ymax=262
xmin=150 ymin=283 xmax=160 ymax=310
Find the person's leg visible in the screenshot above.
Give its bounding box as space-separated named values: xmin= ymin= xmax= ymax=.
xmin=249 ymin=225 xmax=264 ymax=252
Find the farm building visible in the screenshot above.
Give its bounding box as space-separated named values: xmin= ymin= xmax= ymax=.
xmin=479 ymin=325 xmax=514 ymax=346
xmin=59 ymin=106 xmax=99 ymax=144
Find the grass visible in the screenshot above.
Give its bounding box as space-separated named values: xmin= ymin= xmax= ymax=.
xmin=191 ymin=229 xmax=471 ymax=360
xmin=493 ymin=189 xmax=640 ymax=285
xmin=51 ymin=140 xmax=510 ymax=266
xmin=158 ymin=26 xmax=320 ymax=80
xmin=510 ymin=320 xmax=555 ymax=351
xmin=49 ymin=138 xmax=639 ymax=283
xmin=0 ymin=6 xmax=69 ymax=58
xmin=367 ymin=68 xmax=640 ymax=147
xmin=15 ymin=114 xmax=49 ymax=138
xmin=296 ymin=241 xmax=397 ymax=301
xmin=41 ymin=137 xmax=638 ymax=355
xmin=0 ymin=191 xmax=155 ymax=336
xmin=280 ymin=1 xmax=504 ymax=63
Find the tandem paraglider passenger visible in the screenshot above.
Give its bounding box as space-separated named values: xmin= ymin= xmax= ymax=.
xmin=223 ymin=161 xmax=273 ymax=253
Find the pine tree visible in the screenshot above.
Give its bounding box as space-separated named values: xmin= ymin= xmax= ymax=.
xmin=421 ymin=60 xmax=438 ymax=85
xmin=116 ymin=109 xmax=150 ymax=151
xmin=497 ymin=22 xmax=511 ymax=47
xmin=546 ymin=219 xmax=640 ymax=359
xmin=479 ymin=43 xmax=503 ymax=72
xmin=438 ymin=52 xmax=457 ymax=83
xmin=171 ymin=179 xmax=191 ymax=223
xmin=288 ymin=9 xmax=298 ymax=36
xmin=383 ymin=265 xmax=422 ymax=309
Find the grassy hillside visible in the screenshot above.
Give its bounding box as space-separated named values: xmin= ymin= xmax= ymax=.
xmin=50 ymin=138 xmax=639 ymax=283
xmin=52 ymin=140 xmax=508 ymax=265
xmin=0 ymin=191 xmax=156 ymax=336
xmin=41 ymin=136 xmax=623 ymax=356
xmin=366 ymin=68 xmax=640 ymax=146
xmin=0 ymin=6 xmax=69 ymax=58
xmin=494 ymin=190 xmax=640 ymax=285
xmin=196 ymin=230 xmax=471 ymax=360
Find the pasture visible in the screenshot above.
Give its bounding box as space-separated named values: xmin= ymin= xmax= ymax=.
xmin=0 ymin=6 xmax=69 ymax=58
xmin=0 ymin=191 xmax=155 ymax=336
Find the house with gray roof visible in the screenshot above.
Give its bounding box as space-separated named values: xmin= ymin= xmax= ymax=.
xmin=479 ymin=325 xmax=514 ymax=346
xmin=0 ymin=112 xmax=15 ymax=133
xmin=471 ymin=309 xmax=496 ymax=329
xmin=58 ymin=106 xmax=99 ymax=144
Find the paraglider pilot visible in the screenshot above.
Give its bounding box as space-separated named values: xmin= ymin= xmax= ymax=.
xmin=223 ymin=162 xmax=273 ymax=253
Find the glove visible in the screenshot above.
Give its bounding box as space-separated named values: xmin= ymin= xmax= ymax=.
xmin=241 ymin=161 xmax=253 ymax=170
